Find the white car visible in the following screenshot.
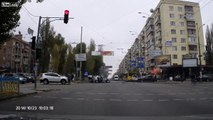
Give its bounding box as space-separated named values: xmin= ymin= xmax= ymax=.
xmin=113 ymin=75 xmax=119 ymax=81
xmin=39 ymin=72 xmax=68 ymax=85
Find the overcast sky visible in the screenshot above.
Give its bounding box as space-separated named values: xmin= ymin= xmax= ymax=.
xmin=15 ymin=0 xmax=213 ymax=75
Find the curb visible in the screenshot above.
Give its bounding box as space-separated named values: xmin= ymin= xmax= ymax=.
xmin=0 ymin=92 xmax=38 ymax=101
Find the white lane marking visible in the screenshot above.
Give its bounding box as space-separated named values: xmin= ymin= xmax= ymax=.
xmin=33 ymin=96 xmax=41 ymax=98
xmin=77 ymin=98 xmax=85 ymax=100
xmin=158 ymin=99 xmax=169 ymax=102
xmin=173 ymin=99 xmax=184 ymax=101
xmin=127 ymin=99 xmax=139 ymax=102
xmin=62 ymin=98 xmax=73 ymax=100
xmin=187 ymin=98 xmax=196 ymax=101
xmin=143 ymin=99 xmax=153 ymax=102
xmin=109 ymin=93 xmax=120 ymax=95
xmin=199 ymin=98 xmax=208 ymax=100
xmin=93 ymin=98 xmax=105 ymax=101
xmin=97 ymin=93 xmax=107 ymax=95
xmin=109 ymin=99 xmax=122 ymax=101
xmin=47 ymin=96 xmax=57 ymax=99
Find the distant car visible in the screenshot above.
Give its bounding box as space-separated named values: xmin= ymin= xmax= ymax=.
xmin=39 ymin=72 xmax=68 ymax=85
xmin=113 ymin=75 xmax=119 ymax=81
xmin=1 ymin=73 xmax=27 ymax=84
xmin=17 ymin=73 xmax=34 ymax=83
xmin=131 ymin=75 xmax=138 ymax=81
xmin=196 ymin=74 xmax=213 ymax=82
xmin=141 ymin=75 xmax=155 ymax=82
xmin=173 ymin=75 xmax=185 ymax=81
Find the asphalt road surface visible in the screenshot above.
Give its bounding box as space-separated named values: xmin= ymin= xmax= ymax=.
xmin=1 ymin=81 xmax=213 ymax=120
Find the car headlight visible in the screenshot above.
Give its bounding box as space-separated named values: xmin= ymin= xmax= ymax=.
xmin=20 ymin=78 xmax=23 ymax=80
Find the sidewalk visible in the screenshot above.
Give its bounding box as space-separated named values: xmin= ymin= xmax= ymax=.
xmin=0 ymin=83 xmax=52 ymax=101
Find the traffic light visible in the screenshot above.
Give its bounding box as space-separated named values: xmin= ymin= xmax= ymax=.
xmin=31 ymin=36 xmax=36 ymax=50
xmin=64 ymin=10 xmax=69 ymax=24
xmin=36 ymin=48 xmax=41 ymax=59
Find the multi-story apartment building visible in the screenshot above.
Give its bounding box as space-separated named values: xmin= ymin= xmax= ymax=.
xmin=118 ymin=0 xmax=205 ymax=78
xmin=0 ymin=34 xmax=32 ymax=73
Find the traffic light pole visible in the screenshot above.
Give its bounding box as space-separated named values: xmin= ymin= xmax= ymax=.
xmin=34 ymin=16 xmax=74 ymax=89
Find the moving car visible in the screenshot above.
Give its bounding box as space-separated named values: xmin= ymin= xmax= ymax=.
xmin=39 ymin=72 xmax=68 ymax=85
xmin=113 ymin=75 xmax=119 ymax=81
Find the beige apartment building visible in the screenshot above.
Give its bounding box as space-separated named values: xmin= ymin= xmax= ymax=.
xmin=118 ymin=0 xmax=206 ymax=78
xmin=0 ymin=34 xmax=32 ymax=73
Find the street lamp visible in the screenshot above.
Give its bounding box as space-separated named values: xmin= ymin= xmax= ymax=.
xmin=197 ymin=23 xmax=205 ymax=80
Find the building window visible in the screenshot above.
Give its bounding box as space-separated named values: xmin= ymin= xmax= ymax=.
xmin=172 ymin=38 xmax=177 ymax=43
xmin=172 ymin=46 xmax=177 ymax=51
xmin=188 ymin=29 xmax=196 ymax=35
xmin=170 ymin=21 xmax=175 ymax=26
xmin=169 ymin=6 xmax=174 ymax=11
xmin=170 ymin=13 xmax=175 ymax=18
xmin=181 ymin=46 xmax=186 ymax=51
xmin=180 ymin=30 xmax=185 ymax=35
xmin=173 ymin=55 xmax=178 ymax=59
xmin=181 ymin=38 xmax=186 ymax=43
xmin=178 ymin=7 xmax=183 ymax=12
xmin=179 ymin=14 xmax=185 ymax=19
xmin=180 ymin=22 xmax=185 ymax=26
xmin=189 ymin=37 xmax=196 ymax=44
xmin=171 ymin=29 xmax=176 ymax=34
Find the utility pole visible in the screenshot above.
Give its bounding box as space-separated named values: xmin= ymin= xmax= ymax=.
xmin=79 ymin=26 xmax=83 ymax=81
xmin=197 ymin=23 xmax=205 ymax=81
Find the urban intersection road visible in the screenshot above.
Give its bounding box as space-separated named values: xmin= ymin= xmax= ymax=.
xmin=1 ymin=81 xmax=213 ymax=120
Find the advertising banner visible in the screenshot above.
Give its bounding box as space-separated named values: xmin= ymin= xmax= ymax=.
xmin=75 ymin=54 xmax=87 ymax=61
xmin=101 ymin=51 xmax=114 ymax=56
xmin=91 ymin=51 xmax=101 ymax=56
xmin=155 ymin=55 xmax=171 ymax=67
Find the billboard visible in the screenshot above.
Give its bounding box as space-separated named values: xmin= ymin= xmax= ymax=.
xmin=101 ymin=51 xmax=114 ymax=56
xmin=91 ymin=51 xmax=101 ymax=56
xmin=183 ymin=58 xmax=197 ymax=67
xmin=155 ymin=55 xmax=171 ymax=67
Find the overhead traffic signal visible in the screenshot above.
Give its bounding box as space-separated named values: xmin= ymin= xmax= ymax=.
xmin=64 ymin=10 xmax=69 ymax=24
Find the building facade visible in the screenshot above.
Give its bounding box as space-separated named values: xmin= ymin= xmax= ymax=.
xmin=118 ymin=0 xmax=205 ymax=78
xmin=0 ymin=34 xmax=32 ymax=73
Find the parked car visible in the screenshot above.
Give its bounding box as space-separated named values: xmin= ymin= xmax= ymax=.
xmin=131 ymin=75 xmax=138 ymax=81
xmin=39 ymin=72 xmax=68 ymax=85
xmin=140 ymin=74 xmax=156 ymax=82
xmin=16 ymin=73 xmax=34 ymax=83
xmin=196 ymin=74 xmax=213 ymax=82
xmin=173 ymin=75 xmax=185 ymax=81
xmin=1 ymin=73 xmax=27 ymax=84
xmin=102 ymin=76 xmax=110 ymax=83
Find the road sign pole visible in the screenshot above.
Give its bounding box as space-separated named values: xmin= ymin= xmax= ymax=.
xmin=80 ymin=26 xmax=83 ymax=81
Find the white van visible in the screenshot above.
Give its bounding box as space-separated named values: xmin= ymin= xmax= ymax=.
xmin=113 ymin=75 xmax=119 ymax=81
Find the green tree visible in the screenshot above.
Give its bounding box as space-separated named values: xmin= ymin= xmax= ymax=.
xmin=205 ymin=24 xmax=213 ymax=65
xmin=64 ymin=44 xmax=75 ymax=74
xmin=0 ymin=0 xmax=26 ymax=47
xmin=86 ymin=39 xmax=96 ymax=75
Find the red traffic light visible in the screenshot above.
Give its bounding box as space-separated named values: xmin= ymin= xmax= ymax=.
xmin=64 ymin=10 xmax=69 ymax=24
xmin=65 ymin=10 xmax=69 ymax=15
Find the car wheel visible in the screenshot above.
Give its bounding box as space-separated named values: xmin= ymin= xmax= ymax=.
xmin=43 ymin=79 xmax=49 ymax=85
xmin=61 ymin=79 xmax=66 ymax=85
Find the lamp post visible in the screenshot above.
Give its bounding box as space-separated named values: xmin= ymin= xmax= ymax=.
xmin=197 ymin=23 xmax=205 ymax=80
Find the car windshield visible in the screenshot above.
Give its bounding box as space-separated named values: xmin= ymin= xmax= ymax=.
xmin=1 ymin=0 xmax=213 ymax=119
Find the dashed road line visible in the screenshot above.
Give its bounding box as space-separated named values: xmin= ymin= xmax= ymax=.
xmin=62 ymin=98 xmax=73 ymax=100
xmin=109 ymin=99 xmax=122 ymax=102
xmin=158 ymin=99 xmax=169 ymax=102
xmin=173 ymin=99 xmax=184 ymax=101
xmin=76 ymin=98 xmax=85 ymax=100
xmin=93 ymin=98 xmax=105 ymax=101
xmin=143 ymin=99 xmax=153 ymax=102
xmin=127 ymin=99 xmax=139 ymax=102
